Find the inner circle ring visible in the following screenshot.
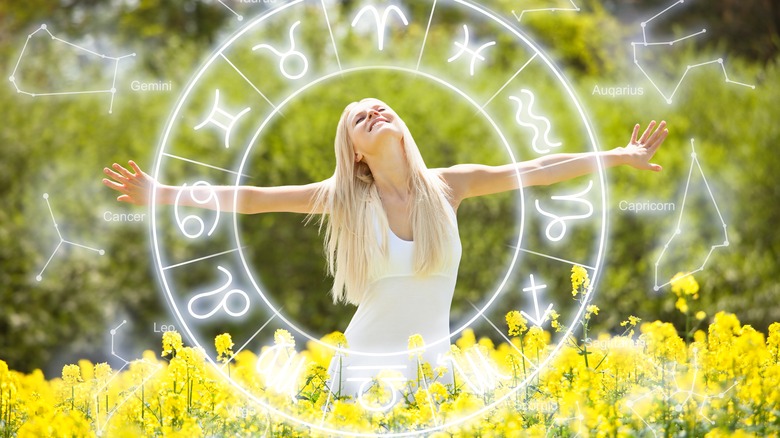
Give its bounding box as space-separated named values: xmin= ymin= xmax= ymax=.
xmin=233 ymin=65 xmax=525 ymax=357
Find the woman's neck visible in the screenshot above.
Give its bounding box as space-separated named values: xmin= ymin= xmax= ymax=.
xmin=364 ymin=142 xmax=411 ymax=202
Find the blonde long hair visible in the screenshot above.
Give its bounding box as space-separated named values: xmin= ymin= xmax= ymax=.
xmin=310 ymin=101 xmax=455 ymax=305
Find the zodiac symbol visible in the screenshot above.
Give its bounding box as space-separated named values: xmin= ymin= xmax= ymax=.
xmin=440 ymin=347 xmax=510 ymax=395
xmin=520 ymin=274 xmax=554 ymax=327
xmin=193 ymin=89 xmax=251 ymax=149
xmin=256 ymin=342 xmax=307 ymax=400
xmin=187 ymin=266 xmax=250 ymax=319
xmin=447 ymin=24 xmax=496 ymax=76
xmin=174 ymin=181 xmax=220 ymax=239
xmin=509 ymin=90 xmax=562 ymax=154
xmin=346 ymin=364 xmax=408 ymax=412
xmin=351 ymin=5 xmax=409 ymax=51
xmin=252 ymin=21 xmax=309 ymax=80
xmin=535 ymin=180 xmax=594 ymax=242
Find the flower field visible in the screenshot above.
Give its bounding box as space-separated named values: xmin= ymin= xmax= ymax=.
xmin=2 ymin=273 xmax=779 ymax=437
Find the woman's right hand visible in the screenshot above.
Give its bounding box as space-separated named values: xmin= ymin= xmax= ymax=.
xmin=102 ymin=160 xmax=155 ymax=206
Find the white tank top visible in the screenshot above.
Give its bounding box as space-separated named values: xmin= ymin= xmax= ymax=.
xmin=328 ymin=200 xmax=462 ymax=401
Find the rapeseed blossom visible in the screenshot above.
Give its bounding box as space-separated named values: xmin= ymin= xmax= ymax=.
xmin=571 ymin=265 xmax=589 ymax=296
xmin=2 ymin=272 xmax=778 ymax=436
xmin=505 ymin=310 xmax=527 ymax=336
xmin=215 ymin=333 xmax=234 ymax=363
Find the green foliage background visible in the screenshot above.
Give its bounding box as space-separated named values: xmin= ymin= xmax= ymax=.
xmin=0 ymin=0 xmax=778 ymax=375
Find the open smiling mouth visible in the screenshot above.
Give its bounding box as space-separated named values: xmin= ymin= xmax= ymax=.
xmin=369 ymin=119 xmax=387 ymax=132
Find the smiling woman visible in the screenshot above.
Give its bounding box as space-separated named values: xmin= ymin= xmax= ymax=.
xmin=103 ymin=83 xmax=667 ymax=406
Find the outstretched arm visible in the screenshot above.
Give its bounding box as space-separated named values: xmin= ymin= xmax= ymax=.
xmin=439 ymin=121 xmax=668 ymax=203
xmin=102 ymin=161 xmax=326 ymax=214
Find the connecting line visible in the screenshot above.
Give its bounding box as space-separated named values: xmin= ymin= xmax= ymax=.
xmin=624 ymin=351 xmax=738 ymax=436
xmin=467 ymin=301 xmax=540 ymax=374
xmin=110 ymin=320 xmax=129 ymax=366
xmin=9 ymin=24 xmax=136 ymax=114
xmin=545 ymin=401 xmax=584 ymax=437
xmin=217 ymin=0 xmax=244 ymax=21
xmin=631 ymin=0 xmax=754 ymax=104
xmin=512 ymin=0 xmax=580 ymax=23
xmin=96 ymin=359 xmax=163 ymax=434
xmin=36 ymin=193 xmax=104 ymax=282
xmin=654 ymin=139 xmax=728 ymax=291
xmin=95 ymin=319 xmax=165 ymax=433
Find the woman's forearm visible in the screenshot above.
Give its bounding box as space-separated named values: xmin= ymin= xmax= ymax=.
xmin=155 ymin=184 xmax=260 ymax=214
xmin=523 ymin=149 xmax=627 ymax=186
xmin=155 ymin=182 xmax=325 ymax=215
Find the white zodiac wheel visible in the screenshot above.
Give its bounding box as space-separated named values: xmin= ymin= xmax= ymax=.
xmin=151 ymin=0 xmax=607 ymax=435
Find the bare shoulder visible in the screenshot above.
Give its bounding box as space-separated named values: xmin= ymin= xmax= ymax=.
xmin=430 ymin=165 xmax=486 ymax=209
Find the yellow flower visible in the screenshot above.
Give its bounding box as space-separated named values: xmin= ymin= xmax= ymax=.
xmin=621 ymin=315 xmax=641 ymax=327
xmin=584 ymin=305 xmax=600 ymax=320
xmin=273 ymin=329 xmax=295 ymax=346
xmin=94 ymin=362 xmax=111 ymax=382
xmin=162 ymin=330 xmax=183 ymax=357
xmin=215 ymin=333 xmax=234 ymax=363
xmin=768 ymin=322 xmax=780 ymax=364
xmin=525 ymin=326 xmax=546 ymax=353
xmin=695 ymin=311 xmax=707 ymax=321
xmin=670 ymin=272 xmax=700 ymax=298
xmin=549 ymin=309 xmax=562 ymax=332
xmin=323 ymin=331 xmax=348 ymax=348
xmin=571 ymin=265 xmax=590 ymax=297
xmin=675 ymin=297 xmax=689 ymax=314
xmin=505 ymin=310 xmax=527 ymax=336
xmin=408 ymin=333 xmax=425 ymax=358
xmin=62 ymin=364 xmax=82 ymax=385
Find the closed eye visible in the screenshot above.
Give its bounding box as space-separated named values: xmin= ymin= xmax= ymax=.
xmin=355 ymin=115 xmax=365 ymax=125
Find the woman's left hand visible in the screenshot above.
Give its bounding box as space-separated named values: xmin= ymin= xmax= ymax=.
xmin=616 ymin=120 xmax=668 ymax=172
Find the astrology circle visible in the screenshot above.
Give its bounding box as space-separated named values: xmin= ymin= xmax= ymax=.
xmin=150 ymin=0 xmax=607 ymax=435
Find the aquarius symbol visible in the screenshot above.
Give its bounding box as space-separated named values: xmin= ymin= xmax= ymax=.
xmin=448 ymin=24 xmax=496 ymax=76
xmin=252 ymin=21 xmax=309 ymax=80
xmin=187 ymin=266 xmax=250 ymax=319
xmin=535 ymin=180 xmax=594 ymax=242
xmin=193 ymin=89 xmax=251 ymax=149
xmin=351 ymin=5 xmax=409 ymax=51
xmin=509 ymin=90 xmax=562 ymax=154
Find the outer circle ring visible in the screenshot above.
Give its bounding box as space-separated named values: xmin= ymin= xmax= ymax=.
xmin=150 ymin=0 xmax=608 ymax=435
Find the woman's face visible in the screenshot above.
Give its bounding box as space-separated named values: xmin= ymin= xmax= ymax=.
xmin=346 ymin=98 xmax=404 ymax=162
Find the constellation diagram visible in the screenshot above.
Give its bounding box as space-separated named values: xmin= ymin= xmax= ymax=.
xmin=511 ymin=0 xmax=580 ymax=23
xmin=36 ymin=193 xmax=104 ymax=282
xmin=631 ymin=0 xmax=755 ymax=104
xmin=624 ymin=350 xmax=738 ymax=436
xmin=95 ymin=320 xmax=163 ymax=434
xmin=217 ymin=0 xmax=244 ymax=22
xmin=448 ymin=24 xmax=495 ymax=76
xmin=654 ymin=139 xmax=728 ymax=291
xmin=9 ymin=24 xmax=136 ymax=114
